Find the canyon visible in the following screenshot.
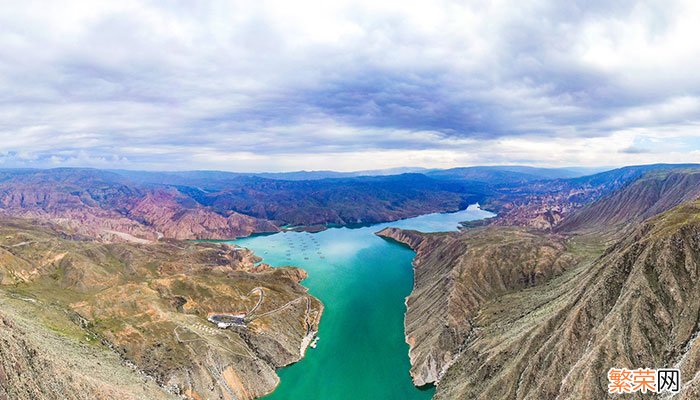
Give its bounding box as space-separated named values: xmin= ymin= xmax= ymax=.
xmin=3 ymin=164 xmax=700 ymax=399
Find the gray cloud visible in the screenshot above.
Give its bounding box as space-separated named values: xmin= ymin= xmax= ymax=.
xmin=0 ymin=0 xmax=699 ymax=171
xmin=620 ymin=146 xmax=652 ymax=154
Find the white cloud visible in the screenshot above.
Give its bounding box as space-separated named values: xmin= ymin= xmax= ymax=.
xmin=0 ymin=0 xmax=699 ymax=171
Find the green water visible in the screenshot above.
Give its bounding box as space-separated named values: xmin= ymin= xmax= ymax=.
xmin=233 ymin=205 xmax=494 ymax=400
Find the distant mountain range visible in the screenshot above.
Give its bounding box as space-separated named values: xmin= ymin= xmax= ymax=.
xmin=109 ymin=165 xmax=608 ymax=184
xmin=0 ymin=168 xmax=484 ymax=241
xmin=0 ymin=164 xmax=695 ymax=243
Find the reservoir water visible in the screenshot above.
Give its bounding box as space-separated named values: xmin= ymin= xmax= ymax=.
xmin=232 ymin=204 xmax=494 ymax=400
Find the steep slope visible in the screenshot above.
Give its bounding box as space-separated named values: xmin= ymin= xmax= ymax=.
xmin=376 ymin=227 xmax=576 ymax=387
xmin=486 ymin=164 xmax=700 ymax=230
xmin=104 ymin=169 xmax=489 ymax=224
xmin=380 ymin=197 xmax=700 ymax=398
xmin=557 ymin=169 xmax=700 ymax=233
xmin=0 ymin=218 xmax=322 ymax=400
xmin=0 ymin=292 xmax=176 ymax=400
xmin=127 ymin=189 xmax=278 ymax=239
xmin=192 ymin=174 xmax=486 ymax=226
xmin=436 ymin=199 xmax=700 ymax=399
xmin=2 ymin=164 xmax=696 ymax=240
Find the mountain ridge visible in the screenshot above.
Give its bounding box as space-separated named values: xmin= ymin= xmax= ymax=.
xmin=377 ymin=166 xmax=700 ymax=399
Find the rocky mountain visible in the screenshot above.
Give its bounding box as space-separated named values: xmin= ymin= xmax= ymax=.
xmin=484 ymin=163 xmax=700 ymax=230
xmin=556 ymin=168 xmax=700 ymax=234
xmin=376 ymin=227 xmax=577 ymax=387
xmin=0 ymin=169 xmax=278 ymax=242
xmin=0 ymin=168 xmax=487 ymax=242
xmin=4 ymin=164 xmax=694 ymax=242
xmin=0 ymin=218 xmax=322 ymax=400
xmin=126 ymin=189 xmax=278 ymax=240
xmin=433 ymin=200 xmax=700 ymax=399
xmin=111 ymin=167 xmax=432 ymax=182
xmin=378 ymin=167 xmax=700 ymax=399
xmin=112 ymin=166 xmax=606 ymax=185
xmin=5 ymin=163 xmax=700 ymax=399
xmin=425 ymin=166 xmax=596 ymax=184
xmin=0 ymin=291 xmax=176 ymax=400
xmin=178 ymin=173 xmax=485 ymax=227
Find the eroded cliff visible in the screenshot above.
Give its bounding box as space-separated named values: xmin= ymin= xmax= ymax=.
xmin=377 ymin=226 xmax=575 ymax=387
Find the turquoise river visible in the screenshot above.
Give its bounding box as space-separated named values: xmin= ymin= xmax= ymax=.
xmin=232 ymin=204 xmax=494 ymax=400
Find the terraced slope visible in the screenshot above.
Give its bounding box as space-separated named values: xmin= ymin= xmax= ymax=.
xmin=0 ymin=219 xmax=322 ymax=400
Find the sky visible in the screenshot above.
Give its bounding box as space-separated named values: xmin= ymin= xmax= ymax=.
xmin=1 ymin=0 xmax=700 ymax=172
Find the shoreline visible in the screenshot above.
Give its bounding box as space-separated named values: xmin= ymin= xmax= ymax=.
xmin=238 ymin=205 xmax=491 ymax=399
xmin=376 ymin=205 xmax=496 ymax=389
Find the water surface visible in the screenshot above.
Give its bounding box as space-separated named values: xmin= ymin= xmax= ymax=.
xmin=233 ymin=205 xmax=494 ymax=400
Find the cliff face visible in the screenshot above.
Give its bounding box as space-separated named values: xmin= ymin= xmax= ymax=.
xmin=382 ymin=196 xmax=700 ymax=398
xmin=436 ymin=200 xmax=700 ymax=399
xmin=376 ymin=226 xmax=575 ymax=387
xmin=0 ymin=218 xmax=322 ymax=400
xmin=375 ymin=228 xmax=426 ymax=250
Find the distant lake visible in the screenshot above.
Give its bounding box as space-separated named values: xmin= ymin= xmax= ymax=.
xmin=233 ymin=204 xmax=494 ymax=400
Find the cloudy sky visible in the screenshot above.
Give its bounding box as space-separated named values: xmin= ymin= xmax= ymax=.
xmin=1 ymin=0 xmax=700 ymax=171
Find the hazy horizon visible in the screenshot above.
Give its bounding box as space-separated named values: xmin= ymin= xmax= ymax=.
xmin=0 ymin=163 xmax=663 ymax=175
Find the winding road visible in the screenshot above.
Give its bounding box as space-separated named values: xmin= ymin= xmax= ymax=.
xmin=246 ymin=287 xmax=265 ymax=316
